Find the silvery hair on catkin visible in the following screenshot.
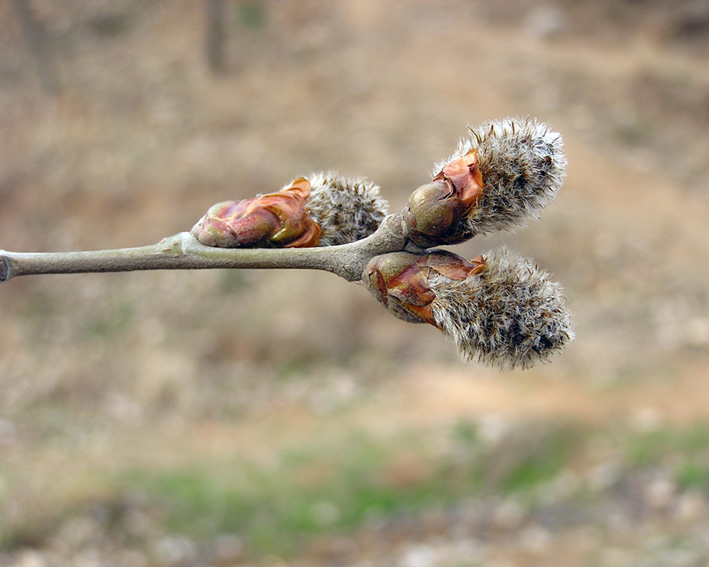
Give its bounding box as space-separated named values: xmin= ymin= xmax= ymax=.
xmin=429 ymin=247 xmax=573 ymax=369
xmin=436 ymin=117 xmax=567 ymax=237
xmin=300 ymin=172 xmax=389 ymax=246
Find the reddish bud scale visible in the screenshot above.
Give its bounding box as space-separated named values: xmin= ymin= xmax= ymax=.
xmin=403 ymin=150 xmax=484 ymax=248
xmin=365 ymin=250 xmax=485 ymax=326
xmin=191 ymin=178 xmax=322 ymax=248
xmin=433 ymin=149 xmax=484 ymax=216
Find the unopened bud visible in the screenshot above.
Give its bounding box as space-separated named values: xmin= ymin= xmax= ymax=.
xmin=364 ymin=250 xmax=485 ymax=326
xmin=364 ymin=247 xmax=573 ymax=369
xmin=191 ymin=178 xmax=321 ymax=248
xmin=404 ymin=117 xmax=566 ymax=247
xmin=403 ymin=149 xmax=483 ymax=247
xmin=191 ymin=173 xmax=388 ymax=248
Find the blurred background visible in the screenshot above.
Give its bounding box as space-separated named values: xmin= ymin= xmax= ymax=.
xmin=1 ymin=1 xmax=709 ymax=566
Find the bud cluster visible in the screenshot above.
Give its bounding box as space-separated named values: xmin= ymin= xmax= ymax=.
xmin=189 ymin=117 xmax=573 ymax=368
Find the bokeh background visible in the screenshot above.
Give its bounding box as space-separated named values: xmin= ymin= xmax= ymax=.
xmin=1 ymin=1 xmax=709 ymax=566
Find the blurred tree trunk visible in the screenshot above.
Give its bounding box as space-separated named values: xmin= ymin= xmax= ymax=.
xmin=205 ymin=0 xmax=227 ymax=73
xmin=12 ymin=0 xmax=61 ymax=95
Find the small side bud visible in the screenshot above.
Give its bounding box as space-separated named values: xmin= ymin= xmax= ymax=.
xmin=191 ymin=178 xmax=321 ymax=248
xmin=403 ymin=117 xmax=566 ymax=247
xmin=364 ymin=248 xmax=573 ymax=369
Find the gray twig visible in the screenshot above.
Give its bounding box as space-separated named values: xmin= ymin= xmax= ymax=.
xmin=0 ymin=215 xmax=412 ymax=284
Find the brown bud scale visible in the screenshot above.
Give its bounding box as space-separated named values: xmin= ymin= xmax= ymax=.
xmin=191 ymin=178 xmax=322 ymax=248
xmin=365 ymin=250 xmax=485 ymax=326
xmin=403 ymin=150 xmax=485 ymax=248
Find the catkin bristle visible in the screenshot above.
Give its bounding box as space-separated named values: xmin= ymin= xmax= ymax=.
xmin=435 ymin=117 xmax=567 ymax=236
xmin=429 ymin=247 xmax=573 ymax=369
xmin=296 ymin=172 xmax=389 ymax=246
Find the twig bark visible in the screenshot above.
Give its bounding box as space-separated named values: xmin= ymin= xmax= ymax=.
xmin=0 ymin=215 xmax=415 ymax=284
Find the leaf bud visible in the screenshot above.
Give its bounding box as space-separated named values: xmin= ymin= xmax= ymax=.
xmin=364 ymin=249 xmax=484 ymax=326
xmin=403 ymin=149 xmax=483 ymax=248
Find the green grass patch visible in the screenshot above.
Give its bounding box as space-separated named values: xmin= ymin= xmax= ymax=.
xmin=620 ymin=423 xmax=709 ymax=492
xmin=676 ymin=461 xmax=709 ymax=491
xmin=7 ymin=417 xmax=709 ymax=560
xmin=118 ymin=432 xmax=445 ymax=556
xmin=113 ymin=423 xmax=585 ymax=558
xmin=487 ymin=424 xmax=581 ymax=495
xmin=624 ymin=424 xmax=709 ymax=468
xmin=498 ymin=430 xmax=574 ymax=493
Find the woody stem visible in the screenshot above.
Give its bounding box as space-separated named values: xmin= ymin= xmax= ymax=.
xmin=0 ymin=215 xmax=414 ymax=284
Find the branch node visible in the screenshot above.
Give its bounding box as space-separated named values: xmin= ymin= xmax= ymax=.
xmin=158 ymin=232 xmax=189 ymax=254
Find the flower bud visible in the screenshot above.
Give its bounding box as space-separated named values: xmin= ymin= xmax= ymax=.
xmin=191 ymin=178 xmax=321 ymax=248
xmin=364 ymin=248 xmax=573 ymax=369
xmin=403 ymin=150 xmax=483 ymax=247
xmin=428 ymin=248 xmax=573 ymax=368
xmin=191 ymin=173 xmax=388 ymax=248
xmin=364 ymin=250 xmax=485 ymax=326
xmin=403 ymin=117 xmax=566 ymax=247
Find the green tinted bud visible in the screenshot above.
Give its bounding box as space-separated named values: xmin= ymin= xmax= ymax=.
xmin=403 ymin=150 xmax=483 ymax=248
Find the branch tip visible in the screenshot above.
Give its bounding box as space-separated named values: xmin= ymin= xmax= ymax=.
xmin=0 ymin=254 xmax=10 ymax=283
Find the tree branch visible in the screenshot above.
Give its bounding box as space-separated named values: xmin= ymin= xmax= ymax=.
xmin=0 ymin=118 xmax=575 ymax=368
xmin=0 ymin=215 xmax=412 ymax=284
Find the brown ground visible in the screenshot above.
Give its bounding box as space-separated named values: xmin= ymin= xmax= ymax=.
xmin=1 ymin=1 xmax=709 ymax=566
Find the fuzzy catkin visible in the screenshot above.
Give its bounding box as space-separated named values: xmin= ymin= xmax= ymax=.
xmin=298 ymin=172 xmax=389 ymax=246
xmin=435 ymin=117 xmax=566 ymax=236
xmin=429 ymin=248 xmax=573 ymax=369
